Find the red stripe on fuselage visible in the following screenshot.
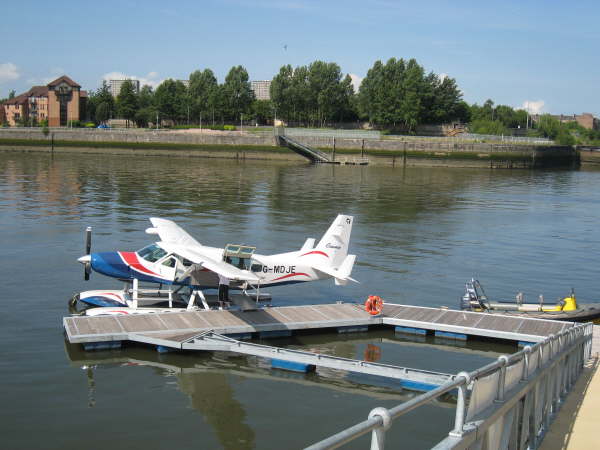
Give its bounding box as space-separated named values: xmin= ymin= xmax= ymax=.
xmin=300 ymin=251 xmax=329 ymax=258
xmin=273 ymin=272 xmax=311 ymax=281
xmin=119 ymin=252 xmax=162 ymax=277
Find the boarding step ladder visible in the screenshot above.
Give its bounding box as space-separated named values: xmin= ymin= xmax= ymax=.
xmin=277 ymin=135 xmax=333 ymax=163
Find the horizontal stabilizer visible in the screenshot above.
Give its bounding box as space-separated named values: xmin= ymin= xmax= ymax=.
xmin=312 ymin=254 xmax=357 ymax=285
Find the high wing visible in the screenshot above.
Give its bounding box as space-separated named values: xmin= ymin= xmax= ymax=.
xmin=146 ymin=218 xmax=202 ymax=247
xmin=162 ymin=243 xmax=261 ymax=283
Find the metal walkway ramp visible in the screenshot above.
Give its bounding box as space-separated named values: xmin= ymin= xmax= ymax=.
xmin=277 ymin=135 xmax=332 ymax=163
xmin=130 ymin=331 xmax=454 ymax=391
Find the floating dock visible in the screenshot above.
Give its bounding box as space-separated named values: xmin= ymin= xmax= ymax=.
xmin=64 ymin=302 xmax=574 ymax=346
xmin=62 ymin=302 xmax=596 ymax=449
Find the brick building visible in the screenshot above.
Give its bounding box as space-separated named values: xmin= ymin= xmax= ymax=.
xmin=1 ymin=75 xmax=87 ymax=127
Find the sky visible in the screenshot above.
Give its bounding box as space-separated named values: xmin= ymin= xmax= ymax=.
xmin=1 ymin=0 xmax=598 ymax=116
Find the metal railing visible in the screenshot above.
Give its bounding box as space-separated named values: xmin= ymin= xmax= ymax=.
xmin=278 ymin=135 xmax=332 ymax=163
xmin=306 ymin=322 xmax=593 ymax=450
xmin=382 ymin=133 xmax=553 ymax=145
xmin=460 ymin=133 xmax=553 ymax=144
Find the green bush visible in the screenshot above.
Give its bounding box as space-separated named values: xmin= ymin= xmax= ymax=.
xmin=223 ymin=125 xmax=236 ymax=131
xmin=84 ymin=122 xmax=96 ymax=128
xmin=468 ymin=119 xmax=509 ymax=136
xmin=556 ymin=131 xmax=575 ymax=146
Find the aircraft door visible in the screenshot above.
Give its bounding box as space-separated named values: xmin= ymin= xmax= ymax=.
xmin=158 ymin=256 xmax=177 ymax=281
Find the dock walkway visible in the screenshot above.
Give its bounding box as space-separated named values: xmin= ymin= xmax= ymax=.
xmin=539 ymin=325 xmax=600 ymax=450
xmin=64 ymin=302 xmax=574 ymax=345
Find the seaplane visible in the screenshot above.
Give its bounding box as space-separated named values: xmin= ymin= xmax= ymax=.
xmin=73 ymin=215 xmax=357 ymax=316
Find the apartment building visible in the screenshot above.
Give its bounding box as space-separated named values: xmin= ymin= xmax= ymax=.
xmin=1 ymin=75 xmax=87 ymax=127
xmin=251 ymin=80 xmax=271 ymax=100
xmin=109 ymin=79 xmax=141 ymax=97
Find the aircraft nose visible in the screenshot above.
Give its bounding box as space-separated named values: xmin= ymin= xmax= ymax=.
xmin=90 ymin=251 xmax=131 ymax=279
xmin=78 ymin=254 xmax=91 ymax=264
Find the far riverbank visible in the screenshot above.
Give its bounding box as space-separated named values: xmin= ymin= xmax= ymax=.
xmin=0 ymin=128 xmax=578 ymax=168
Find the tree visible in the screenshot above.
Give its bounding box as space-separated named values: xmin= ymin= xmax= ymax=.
xmin=135 ymin=107 xmax=156 ymax=128
xmin=189 ymin=69 xmax=218 ymax=124
xmin=138 ymin=85 xmax=155 ymax=109
xmin=357 ymin=60 xmax=383 ymax=124
xmin=154 ymin=79 xmax=188 ymax=124
xmin=95 ymin=102 xmax=111 ymax=124
xmin=252 ymin=99 xmax=274 ymax=125
xmin=306 ymin=61 xmax=354 ymax=127
xmin=400 ymin=59 xmax=425 ymax=132
xmin=222 ymin=65 xmax=254 ymax=121
xmin=271 ymin=61 xmax=355 ymax=126
xmin=270 ymin=65 xmax=294 ymax=123
xmin=338 ymin=74 xmax=358 ymax=122
xmin=536 ymin=114 xmax=562 ymax=139
xmin=135 ymin=85 xmax=156 ymax=128
xmin=116 ymin=80 xmax=139 ymax=127
xmin=8 ymin=90 xmax=15 ymax=99
xmin=359 ymin=57 xmax=430 ymax=131
xmin=87 ymin=81 xmax=115 ymax=124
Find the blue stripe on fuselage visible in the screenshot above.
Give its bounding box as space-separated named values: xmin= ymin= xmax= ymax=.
xmin=90 ymin=252 xmax=172 ymax=284
xmin=80 ymin=295 xmax=126 ymax=307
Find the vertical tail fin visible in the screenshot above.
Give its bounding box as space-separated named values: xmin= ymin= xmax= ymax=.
xmin=315 ymin=215 xmax=353 ymax=268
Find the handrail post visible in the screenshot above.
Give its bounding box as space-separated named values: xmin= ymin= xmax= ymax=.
xmin=450 ymin=372 xmax=470 ymax=437
xmin=521 ymin=346 xmax=531 ymax=381
xmin=496 ymin=355 xmax=509 ymax=402
xmin=368 ymin=407 xmax=392 ymax=450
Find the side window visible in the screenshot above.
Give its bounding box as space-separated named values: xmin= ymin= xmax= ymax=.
xmin=162 ymin=257 xmax=176 ymax=268
xmin=251 ymin=263 xmax=263 ymax=272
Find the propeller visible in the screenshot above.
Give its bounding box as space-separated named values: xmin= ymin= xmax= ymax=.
xmin=78 ymin=226 xmax=92 ymax=280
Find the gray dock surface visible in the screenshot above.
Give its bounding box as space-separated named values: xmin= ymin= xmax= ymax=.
xmin=64 ymin=302 xmax=575 ymax=345
xmin=381 ymin=304 xmax=573 ymax=342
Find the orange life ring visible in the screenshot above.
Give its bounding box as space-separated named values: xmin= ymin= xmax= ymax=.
xmin=365 ymin=295 xmax=383 ymax=316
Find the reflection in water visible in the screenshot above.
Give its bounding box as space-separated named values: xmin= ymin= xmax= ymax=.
xmin=0 ymin=152 xmax=472 ymax=225
xmin=179 ymin=371 xmax=255 ymax=450
xmin=85 ymin=366 xmax=96 ymax=408
xmin=63 ymin=329 xmax=494 ymax=449
xmin=364 ymin=344 xmax=382 ymax=362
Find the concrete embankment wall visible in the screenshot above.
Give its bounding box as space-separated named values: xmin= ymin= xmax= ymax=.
xmin=579 ymin=149 xmax=600 ymax=166
xmin=0 ymin=129 xmax=577 ymax=168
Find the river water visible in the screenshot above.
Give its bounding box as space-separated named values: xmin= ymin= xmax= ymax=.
xmin=2 ymin=150 xmax=600 ymax=449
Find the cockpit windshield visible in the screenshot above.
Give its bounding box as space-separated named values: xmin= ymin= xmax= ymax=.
xmin=137 ymin=243 xmax=167 ymax=263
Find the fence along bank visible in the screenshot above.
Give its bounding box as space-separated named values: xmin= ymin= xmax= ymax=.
xmin=0 ymin=128 xmax=578 ymax=168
